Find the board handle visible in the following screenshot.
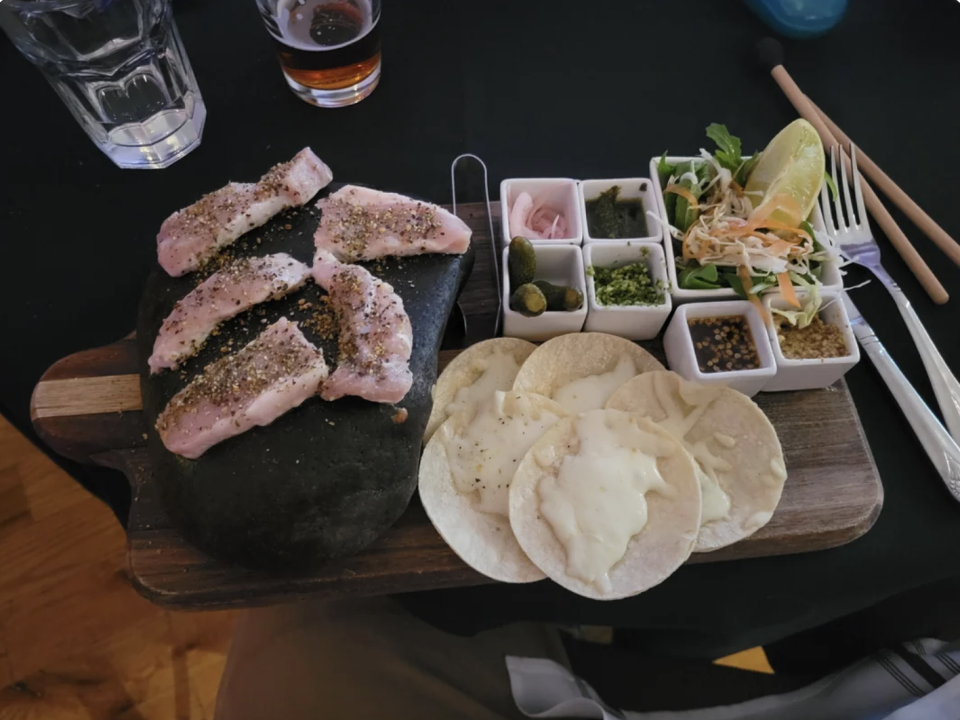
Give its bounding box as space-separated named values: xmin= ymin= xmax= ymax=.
xmin=30 ymin=335 xmax=145 ymax=465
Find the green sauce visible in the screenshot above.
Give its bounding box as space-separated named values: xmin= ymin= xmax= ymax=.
xmin=585 ymin=186 xmax=649 ymax=239
xmin=588 ymin=256 xmax=666 ymax=306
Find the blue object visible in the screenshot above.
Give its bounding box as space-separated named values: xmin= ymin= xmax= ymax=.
xmin=744 ymin=0 xmax=848 ymax=38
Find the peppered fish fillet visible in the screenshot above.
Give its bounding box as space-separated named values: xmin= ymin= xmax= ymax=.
xmin=312 ymin=249 xmax=413 ymax=404
xmin=156 ymin=317 xmax=328 ymax=459
xmin=157 ymin=148 xmax=333 ymax=276
xmin=148 ymin=253 xmax=311 ymax=374
xmin=314 ymin=185 xmax=472 ymax=262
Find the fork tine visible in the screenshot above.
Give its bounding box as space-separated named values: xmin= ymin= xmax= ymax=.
xmin=850 ymin=144 xmax=868 ymax=229
xmin=839 ymin=145 xmax=855 ymax=230
xmin=819 ymin=149 xmax=836 ymax=234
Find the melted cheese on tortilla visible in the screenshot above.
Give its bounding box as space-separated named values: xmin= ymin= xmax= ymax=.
xmin=552 ymin=355 xmax=636 ymax=414
xmin=445 ymin=348 xmax=521 ymax=419
xmin=652 ymin=375 xmax=732 ymax=524
xmin=537 ymin=411 xmax=672 ymax=592
xmin=442 ymin=391 xmax=562 ymax=516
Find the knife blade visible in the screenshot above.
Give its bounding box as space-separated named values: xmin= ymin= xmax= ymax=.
xmin=843 ymin=292 xmax=960 ymax=503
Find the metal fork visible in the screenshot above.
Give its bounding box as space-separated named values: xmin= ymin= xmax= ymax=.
xmin=821 ymin=146 xmax=960 ymax=443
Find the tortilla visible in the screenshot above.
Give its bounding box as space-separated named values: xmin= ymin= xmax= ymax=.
xmin=419 ymin=391 xmax=568 ymax=583
xmin=605 ymin=371 xmax=786 ymax=552
xmin=509 ymin=410 xmax=701 ymax=600
xmin=512 ymin=333 xmax=663 ymax=412
xmin=425 ymin=338 xmax=536 ymax=443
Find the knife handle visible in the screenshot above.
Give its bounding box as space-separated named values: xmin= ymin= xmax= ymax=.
xmin=852 ymin=323 xmax=960 ymax=503
xmin=887 ymin=285 xmax=960 ymax=444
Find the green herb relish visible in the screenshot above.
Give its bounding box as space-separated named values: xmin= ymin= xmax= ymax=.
xmin=587 ymin=255 xmax=666 ymax=306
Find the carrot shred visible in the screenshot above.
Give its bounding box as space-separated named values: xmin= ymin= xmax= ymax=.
xmin=717 ymin=220 xmax=807 ymax=240
xmin=665 ymin=184 xmax=700 ymax=210
xmin=778 ymin=272 xmax=801 ymax=308
xmin=739 ymin=266 xmax=769 ymax=322
xmin=762 ymin=220 xmax=812 ymax=239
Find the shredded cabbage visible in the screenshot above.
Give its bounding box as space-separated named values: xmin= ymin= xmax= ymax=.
xmin=770 ymin=273 xmax=822 ymax=329
xmin=664 ymin=158 xmax=839 ymax=325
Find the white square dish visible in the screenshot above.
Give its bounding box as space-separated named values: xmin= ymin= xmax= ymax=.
xmin=500 ymin=178 xmax=582 ymax=247
xmin=647 ymin=156 xmax=843 ymax=304
xmin=663 ymin=300 xmax=776 ymax=397
xmin=761 ymin=290 xmax=860 ymax=392
xmin=582 ymin=242 xmax=672 ymax=340
xmin=579 ymin=178 xmax=662 ymax=245
xmin=502 ymin=244 xmax=587 ymax=341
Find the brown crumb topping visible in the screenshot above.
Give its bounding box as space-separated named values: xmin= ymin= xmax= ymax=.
xmin=775 ymin=315 xmax=849 ymax=359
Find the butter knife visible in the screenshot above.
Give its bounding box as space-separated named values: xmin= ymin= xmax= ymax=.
xmin=843 ymin=293 xmax=960 ymax=503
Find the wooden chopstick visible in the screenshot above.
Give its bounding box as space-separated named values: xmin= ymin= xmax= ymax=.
xmin=805 ymin=96 xmax=960 ymax=271
xmin=767 ymin=65 xmax=948 ymax=304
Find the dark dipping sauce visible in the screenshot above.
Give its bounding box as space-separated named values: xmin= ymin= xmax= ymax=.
xmin=585 ymin=185 xmax=649 ymax=239
xmin=688 ymin=315 xmax=760 ymax=373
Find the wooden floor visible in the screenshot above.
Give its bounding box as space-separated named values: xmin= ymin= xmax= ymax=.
xmin=0 ymin=416 xmax=236 ymax=720
xmin=0 ymin=415 xmax=772 ymax=720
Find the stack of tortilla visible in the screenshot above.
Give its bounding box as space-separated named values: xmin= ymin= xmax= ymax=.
xmin=419 ymin=333 xmax=786 ymax=600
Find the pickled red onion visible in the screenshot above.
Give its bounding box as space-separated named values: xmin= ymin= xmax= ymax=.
xmin=509 ymin=191 xmax=569 ymax=240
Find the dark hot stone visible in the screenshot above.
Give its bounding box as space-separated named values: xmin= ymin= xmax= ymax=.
xmin=137 ymin=184 xmax=474 ymax=571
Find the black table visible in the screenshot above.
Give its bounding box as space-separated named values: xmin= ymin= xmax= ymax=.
xmin=3 ymin=0 xmax=959 ymax=657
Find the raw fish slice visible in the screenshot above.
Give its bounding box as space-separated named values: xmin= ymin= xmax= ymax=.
xmin=312 ymin=249 xmax=413 ymax=404
xmin=158 ymin=148 xmax=333 ymax=276
xmin=156 ymin=318 xmax=328 ymax=459
xmin=314 ymin=185 xmax=471 ymax=262
xmin=148 ymin=253 xmax=311 ymax=374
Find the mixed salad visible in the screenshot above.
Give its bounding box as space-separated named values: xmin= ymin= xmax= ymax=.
xmin=655 ymin=121 xmax=839 ymax=327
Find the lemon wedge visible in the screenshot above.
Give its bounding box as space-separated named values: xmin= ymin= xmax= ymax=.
xmin=743 ymin=119 xmax=824 ymax=225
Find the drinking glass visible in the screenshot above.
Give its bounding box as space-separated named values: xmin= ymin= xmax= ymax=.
xmin=256 ymin=0 xmax=381 ymax=108
xmin=0 ymin=0 xmax=206 ymax=169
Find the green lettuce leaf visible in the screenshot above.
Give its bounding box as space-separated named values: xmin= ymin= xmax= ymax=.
xmin=679 ymin=263 xmax=720 ymax=290
xmin=724 ymin=271 xmax=746 ymax=298
xmin=735 ymin=152 xmax=761 ymax=186
xmin=706 ymin=123 xmax=742 ymax=172
xmin=724 ymin=271 xmax=775 ymax=299
xmin=658 ymin=151 xmax=676 ymax=180
xmin=800 ymin=219 xmax=827 ymax=254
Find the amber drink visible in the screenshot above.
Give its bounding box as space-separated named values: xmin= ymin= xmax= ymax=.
xmin=257 ymin=0 xmax=381 ymax=107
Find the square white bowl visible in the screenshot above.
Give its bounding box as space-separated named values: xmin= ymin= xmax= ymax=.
xmin=579 ymin=178 xmax=662 ymax=244
xmin=582 ymin=242 xmax=672 ymax=340
xmin=500 ymin=178 xmax=582 ymax=247
xmin=502 ymin=244 xmax=587 ymax=341
xmin=663 ymin=300 xmax=776 ymax=397
xmin=761 ymin=290 xmax=860 ymax=391
xmin=647 ymin=156 xmax=843 ymax=304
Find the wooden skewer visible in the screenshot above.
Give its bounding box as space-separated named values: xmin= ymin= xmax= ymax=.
xmin=806 ymin=97 xmax=960 ymax=272
xmin=758 ymin=44 xmax=949 ymax=303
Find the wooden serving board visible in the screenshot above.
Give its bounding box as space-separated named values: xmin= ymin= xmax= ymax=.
xmin=30 ymin=203 xmax=883 ymax=610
